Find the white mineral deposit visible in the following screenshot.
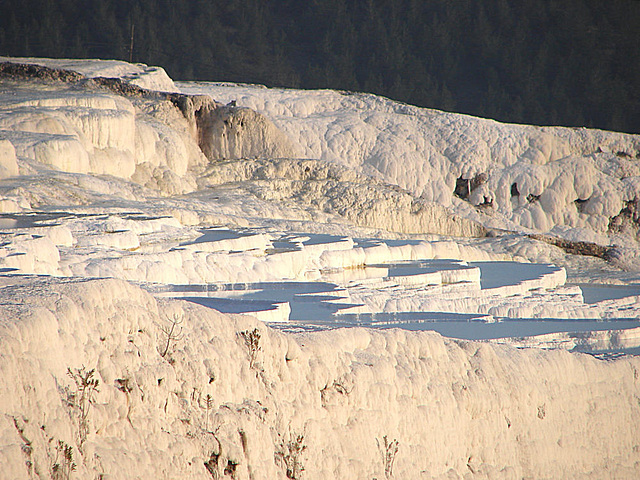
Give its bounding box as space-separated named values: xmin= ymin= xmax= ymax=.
xmin=0 ymin=57 xmax=639 ymax=479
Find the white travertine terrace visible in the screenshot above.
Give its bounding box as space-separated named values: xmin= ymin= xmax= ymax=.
xmin=0 ymin=57 xmax=639 ymax=479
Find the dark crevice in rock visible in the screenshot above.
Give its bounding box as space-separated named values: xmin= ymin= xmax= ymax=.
xmin=574 ymin=198 xmax=589 ymax=213
xmin=454 ymin=176 xmax=470 ymax=199
xmin=204 ymin=451 xmax=220 ymax=478
xmin=477 ymin=197 xmax=493 ymax=207
xmin=470 ymin=172 xmax=488 ymax=191
xmin=454 ymin=173 xmax=488 ymax=201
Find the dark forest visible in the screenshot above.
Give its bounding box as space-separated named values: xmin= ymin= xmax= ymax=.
xmin=1 ymin=0 xmax=639 ymax=133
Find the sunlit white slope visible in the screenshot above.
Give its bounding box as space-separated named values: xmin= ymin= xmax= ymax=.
xmin=183 ymin=82 xmax=640 ymax=244
xmin=0 ymin=57 xmax=639 ymax=480
xmin=1 ymin=277 xmax=639 ymax=479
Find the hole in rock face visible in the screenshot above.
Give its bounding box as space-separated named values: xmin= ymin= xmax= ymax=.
xmin=454 ymin=176 xmax=470 ymax=199
xmin=455 ymin=173 xmax=488 ymax=200
xmin=511 ymin=183 xmax=519 ymax=197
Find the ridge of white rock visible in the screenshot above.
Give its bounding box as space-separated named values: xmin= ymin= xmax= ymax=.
xmin=0 ymin=56 xmax=179 ymax=92
xmin=198 ymin=157 xmax=486 ymax=237
xmin=182 ymin=82 xmax=640 ymax=250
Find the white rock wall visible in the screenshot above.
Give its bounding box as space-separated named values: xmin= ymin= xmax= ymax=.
xmin=0 ymin=277 xmax=638 ymax=479
xmin=0 ymin=88 xmax=137 ymax=177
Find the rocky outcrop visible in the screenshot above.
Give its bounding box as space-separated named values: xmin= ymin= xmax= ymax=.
xmin=528 ymin=233 xmax=612 ymax=259
xmin=0 ymin=61 xmax=83 ymax=82
xmin=609 ymin=198 xmax=640 ymax=240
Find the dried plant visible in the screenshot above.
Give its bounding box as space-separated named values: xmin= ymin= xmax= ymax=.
xmin=320 ymin=377 xmax=353 ymax=407
xmin=159 ymin=314 xmax=184 ymax=359
xmin=275 ymin=429 xmax=306 ymax=480
xmin=67 ymin=366 xmax=100 ymax=452
xmin=377 ymin=435 xmax=399 ymax=479
xmin=51 ymin=439 xmax=76 ymax=480
xmin=238 ymin=328 xmax=261 ymax=369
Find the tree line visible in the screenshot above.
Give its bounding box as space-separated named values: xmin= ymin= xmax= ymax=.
xmin=1 ymin=0 xmax=638 ymax=134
